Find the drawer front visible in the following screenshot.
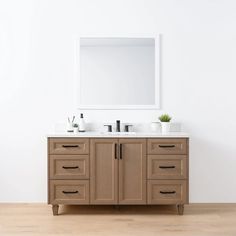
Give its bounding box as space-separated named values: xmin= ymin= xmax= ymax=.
xmin=49 ymin=155 xmax=89 ymax=179
xmin=148 ymin=138 xmax=187 ymax=155
xmin=49 ymin=138 xmax=89 ymax=155
xmin=147 ymin=180 xmax=187 ymax=204
xmin=147 ymin=155 xmax=187 ymax=179
xmin=49 ymin=180 xmax=89 ymax=204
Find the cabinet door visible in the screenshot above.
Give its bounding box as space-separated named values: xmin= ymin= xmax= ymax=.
xmin=90 ymin=139 xmax=118 ymax=204
xmin=119 ymin=139 xmax=147 ymax=204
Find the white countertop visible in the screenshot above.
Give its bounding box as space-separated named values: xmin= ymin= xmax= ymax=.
xmin=47 ymin=132 xmax=189 ymax=138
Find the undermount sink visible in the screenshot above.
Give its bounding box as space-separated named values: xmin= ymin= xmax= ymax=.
xmin=100 ymin=132 xmax=136 ymax=135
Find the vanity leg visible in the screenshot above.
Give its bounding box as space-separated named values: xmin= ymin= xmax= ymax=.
xmin=52 ymin=204 xmax=59 ymax=216
xmin=177 ymin=204 xmax=184 ymax=215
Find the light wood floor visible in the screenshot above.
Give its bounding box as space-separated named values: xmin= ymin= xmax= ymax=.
xmin=0 ymin=204 xmax=236 ymax=236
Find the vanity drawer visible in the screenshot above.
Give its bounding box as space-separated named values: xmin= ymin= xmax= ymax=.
xmin=147 ymin=138 xmax=187 ymax=155
xmin=147 ymin=180 xmax=187 ymax=204
xmin=49 ymin=138 xmax=89 ymax=155
xmin=49 ymin=180 xmax=89 ymax=204
xmin=147 ymin=155 xmax=187 ymax=179
xmin=49 ymin=155 xmax=89 ymax=179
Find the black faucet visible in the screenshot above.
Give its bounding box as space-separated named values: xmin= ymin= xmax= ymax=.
xmin=116 ymin=120 xmax=121 ymax=132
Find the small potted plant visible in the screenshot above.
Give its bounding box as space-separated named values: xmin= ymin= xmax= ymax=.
xmin=159 ymin=114 xmax=172 ymax=133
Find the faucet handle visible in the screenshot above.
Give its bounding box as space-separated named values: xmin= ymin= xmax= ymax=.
xmin=124 ymin=124 xmax=133 ymax=132
xmin=104 ymin=124 xmax=112 ymax=132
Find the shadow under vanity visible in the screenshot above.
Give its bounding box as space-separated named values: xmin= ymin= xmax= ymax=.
xmin=47 ymin=133 xmax=189 ymax=215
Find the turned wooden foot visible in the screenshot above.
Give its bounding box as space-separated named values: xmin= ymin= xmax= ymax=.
xmin=177 ymin=204 xmax=184 ymax=215
xmin=52 ymin=204 xmax=59 ymax=216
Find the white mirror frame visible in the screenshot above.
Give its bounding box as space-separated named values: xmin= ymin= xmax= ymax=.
xmin=74 ymin=35 xmax=160 ymax=110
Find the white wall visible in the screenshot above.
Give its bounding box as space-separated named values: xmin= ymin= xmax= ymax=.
xmin=0 ymin=0 xmax=236 ymax=202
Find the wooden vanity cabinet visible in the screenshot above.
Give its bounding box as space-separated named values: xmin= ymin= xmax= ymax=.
xmin=48 ymin=137 xmax=189 ymax=216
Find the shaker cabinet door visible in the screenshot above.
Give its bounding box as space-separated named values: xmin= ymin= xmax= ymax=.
xmin=118 ymin=139 xmax=147 ymax=204
xmin=90 ymin=139 xmax=118 ymax=204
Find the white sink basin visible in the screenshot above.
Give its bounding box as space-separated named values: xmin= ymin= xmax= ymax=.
xmin=100 ymin=132 xmax=136 ymax=135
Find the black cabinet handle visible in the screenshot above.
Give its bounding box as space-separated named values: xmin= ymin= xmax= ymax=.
xmin=62 ymin=190 xmax=79 ymax=194
xmin=115 ymin=143 xmax=118 ymax=159
xmin=158 ymin=145 xmax=175 ymax=148
xmin=120 ymin=144 xmax=123 ymax=159
xmin=62 ymin=166 xmax=79 ymax=169
xmin=160 ymin=191 xmax=176 ymax=194
xmin=62 ymin=145 xmax=79 ymax=148
xmin=159 ymin=166 xmax=175 ymax=169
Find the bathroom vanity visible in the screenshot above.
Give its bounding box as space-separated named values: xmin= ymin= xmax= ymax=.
xmin=47 ymin=132 xmax=189 ymax=215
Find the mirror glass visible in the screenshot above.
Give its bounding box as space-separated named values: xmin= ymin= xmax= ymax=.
xmin=77 ymin=37 xmax=159 ymax=109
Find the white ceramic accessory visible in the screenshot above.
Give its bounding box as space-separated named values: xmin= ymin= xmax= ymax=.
xmin=150 ymin=122 xmax=160 ymax=132
xmin=67 ymin=122 xmax=74 ymax=132
xmin=78 ymin=113 xmax=86 ymax=132
xmin=73 ymin=127 xmax=79 ymax=133
xmin=161 ymin=122 xmax=171 ymax=134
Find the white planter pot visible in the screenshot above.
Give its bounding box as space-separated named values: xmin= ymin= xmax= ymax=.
xmin=73 ymin=127 xmax=79 ymax=133
xmin=161 ymin=122 xmax=171 ymax=133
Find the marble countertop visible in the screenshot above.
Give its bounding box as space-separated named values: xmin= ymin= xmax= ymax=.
xmin=47 ymin=131 xmax=189 ymax=138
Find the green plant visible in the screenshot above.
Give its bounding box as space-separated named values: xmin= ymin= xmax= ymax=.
xmin=159 ymin=114 xmax=172 ymax=122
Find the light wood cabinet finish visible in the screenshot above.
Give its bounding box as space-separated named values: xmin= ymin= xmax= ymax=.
xmin=119 ymin=139 xmax=146 ymax=204
xmin=48 ymin=137 xmax=189 ymax=215
xmin=90 ymin=139 xmax=118 ymax=204
xmin=49 ymin=155 xmax=89 ymax=179
xmin=50 ymin=180 xmax=89 ymax=205
xmin=147 ymin=180 xmax=187 ymax=204
xmin=148 ymin=138 xmax=187 ymax=155
xmin=147 ymin=155 xmax=187 ymax=179
xmin=49 ymin=138 xmax=89 ymax=155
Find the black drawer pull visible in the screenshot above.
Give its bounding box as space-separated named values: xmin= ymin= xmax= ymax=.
xmin=159 ymin=166 xmax=175 ymax=169
xmin=62 ymin=190 xmax=79 ymax=194
xmin=62 ymin=145 xmax=79 ymax=148
xmin=62 ymin=166 xmax=79 ymax=169
xmin=120 ymin=144 xmax=123 ymax=160
xmin=159 ymin=145 xmax=175 ymax=148
xmin=160 ymin=191 xmax=176 ymax=194
xmin=115 ymin=143 xmax=118 ymax=159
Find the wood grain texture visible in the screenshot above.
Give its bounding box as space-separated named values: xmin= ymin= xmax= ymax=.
xmin=49 ymin=155 xmax=89 ymax=179
xmin=147 ymin=138 xmax=187 ymax=155
xmin=49 ymin=138 xmax=89 ymax=155
xmin=118 ymin=139 xmax=147 ymax=204
xmin=147 ymin=155 xmax=187 ymax=179
xmin=90 ymin=139 xmax=118 ymax=204
xmin=49 ymin=180 xmax=89 ymax=204
xmin=147 ymin=180 xmax=187 ymax=204
xmin=47 ymin=137 xmax=189 ymax=215
xmin=1 ymin=204 xmax=236 ymax=236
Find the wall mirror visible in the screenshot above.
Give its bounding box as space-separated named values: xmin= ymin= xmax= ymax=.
xmin=75 ymin=36 xmax=160 ymax=109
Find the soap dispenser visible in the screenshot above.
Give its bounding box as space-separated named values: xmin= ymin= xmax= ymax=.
xmin=78 ymin=113 xmax=86 ymax=132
